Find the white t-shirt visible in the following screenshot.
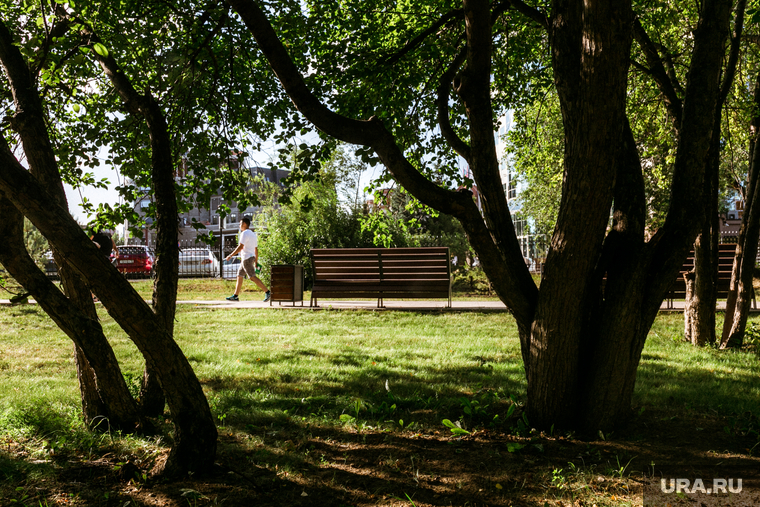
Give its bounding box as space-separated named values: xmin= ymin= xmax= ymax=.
xmin=239 ymin=229 xmax=258 ymax=260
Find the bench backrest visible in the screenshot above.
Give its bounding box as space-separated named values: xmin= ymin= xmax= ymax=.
xmin=669 ymin=244 xmax=740 ymax=297
xmin=310 ymin=247 xmax=451 ymax=283
xmin=676 ymin=243 xmax=737 ymax=279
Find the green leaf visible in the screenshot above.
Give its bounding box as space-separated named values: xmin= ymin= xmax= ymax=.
xmin=92 ymin=42 xmax=109 ymax=58
xmin=72 ymin=104 xmax=80 ymax=113
xmin=442 ymin=419 xmax=470 ymax=435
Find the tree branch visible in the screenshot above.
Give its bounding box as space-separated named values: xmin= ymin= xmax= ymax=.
xmin=508 ymin=0 xmax=549 ymax=31
xmin=436 ymin=48 xmax=470 ymax=161
xmin=76 ymin=19 xmax=181 ymax=334
xmin=226 ymin=0 xmax=539 ymax=326
xmin=632 ymin=18 xmax=683 ymax=127
xmin=717 ymin=0 xmax=746 ymax=107
xmin=382 ymin=8 xmax=463 ymax=66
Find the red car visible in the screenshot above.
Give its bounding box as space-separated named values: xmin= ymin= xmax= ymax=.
xmin=114 ymin=245 xmax=155 ymax=278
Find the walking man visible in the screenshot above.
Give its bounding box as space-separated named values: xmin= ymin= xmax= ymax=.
xmin=225 ymin=217 xmax=270 ymax=302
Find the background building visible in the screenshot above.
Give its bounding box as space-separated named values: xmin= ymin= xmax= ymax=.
xmin=494 ymin=110 xmax=545 ymax=271
xmin=126 ymin=160 xmax=289 ymax=246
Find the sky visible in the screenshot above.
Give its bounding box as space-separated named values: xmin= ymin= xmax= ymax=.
xmin=64 ymin=163 xmax=124 ymax=225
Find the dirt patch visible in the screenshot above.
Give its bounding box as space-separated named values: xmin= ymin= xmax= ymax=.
xmin=5 ymin=408 xmax=758 ymax=506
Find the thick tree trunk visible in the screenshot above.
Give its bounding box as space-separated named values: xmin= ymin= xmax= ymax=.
xmin=721 ymin=70 xmax=760 ymax=348
xmin=526 ymin=0 xmax=634 ymax=430
xmin=0 ymin=198 xmax=144 ymax=432
xmin=527 ymin=0 xmax=732 ymax=432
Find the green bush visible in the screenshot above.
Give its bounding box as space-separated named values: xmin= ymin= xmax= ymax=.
xmin=256 ymin=179 xmax=377 ymax=288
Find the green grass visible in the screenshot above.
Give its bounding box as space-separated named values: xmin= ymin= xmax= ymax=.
xmin=639 ymin=313 xmax=760 ymax=414
xmin=4 ymin=305 xmax=755 ymax=424
xmin=1 ymin=302 xmax=758 ymax=506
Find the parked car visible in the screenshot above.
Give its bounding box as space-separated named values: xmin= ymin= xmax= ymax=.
xmin=115 ymin=245 xmax=155 ymax=278
xmin=222 ymin=257 xmax=241 ymax=279
xmin=179 ymin=248 xmax=220 ymax=277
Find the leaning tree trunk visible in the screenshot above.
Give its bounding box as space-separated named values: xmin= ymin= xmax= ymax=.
xmin=0 ymin=20 xmax=216 ymax=474
xmin=0 ymin=197 xmax=144 ymax=432
xmin=0 ymin=20 xmax=147 ymax=430
xmin=0 ymin=146 xmax=218 ymax=476
xmin=88 ymin=33 xmax=186 ymax=418
xmin=721 ymin=70 xmax=760 ymax=348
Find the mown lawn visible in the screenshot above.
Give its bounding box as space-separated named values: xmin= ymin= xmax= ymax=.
xmin=0 ymin=301 xmax=758 ymax=506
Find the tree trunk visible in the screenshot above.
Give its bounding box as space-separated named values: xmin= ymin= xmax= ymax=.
xmin=721 ymin=70 xmax=760 ymax=348
xmin=685 ymin=99 xmax=723 ymax=346
xmin=0 ymin=197 xmax=144 ymax=432
xmin=525 ymin=0 xmax=634 ymax=430
xmin=527 ymin=0 xmax=732 ymax=431
xmin=88 ymin=37 xmax=187 ymax=419
xmin=73 ymin=345 xmax=109 ymax=428
xmin=139 ymin=368 xmax=166 ymax=417
xmin=0 ymin=19 xmax=215 ymax=475
xmin=686 ymin=229 xmax=718 ymax=346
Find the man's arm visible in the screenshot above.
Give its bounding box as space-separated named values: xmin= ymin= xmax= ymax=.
xmin=225 ymin=243 xmax=243 ymax=261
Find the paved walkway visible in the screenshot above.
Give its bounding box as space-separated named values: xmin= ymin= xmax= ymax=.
xmin=4 ymin=297 xmax=759 ymax=312
xmin=180 ymin=299 xmax=508 ymax=311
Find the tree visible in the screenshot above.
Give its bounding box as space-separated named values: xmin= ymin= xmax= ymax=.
xmin=722 ymin=47 xmax=760 ymax=348
xmin=228 ymin=0 xmax=735 ymax=432
xmin=0 ymin=2 xmax=219 ymax=474
xmin=0 ymin=13 xmax=144 ymax=434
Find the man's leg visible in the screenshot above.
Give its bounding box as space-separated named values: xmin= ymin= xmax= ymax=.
xmin=250 ymin=275 xmax=268 ymax=292
xmin=227 ymin=263 xmax=247 ymax=300
xmin=233 ymin=275 xmax=245 ymax=296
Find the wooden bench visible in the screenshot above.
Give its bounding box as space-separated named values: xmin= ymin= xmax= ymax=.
xmin=666 ymin=243 xmax=756 ymax=309
xmin=310 ymin=247 xmax=452 ymax=308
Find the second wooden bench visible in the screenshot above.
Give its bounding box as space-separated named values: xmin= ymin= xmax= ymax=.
xmin=666 ymin=243 xmax=756 ymax=309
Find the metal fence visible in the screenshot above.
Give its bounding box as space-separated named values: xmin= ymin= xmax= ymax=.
xmin=176 ymin=238 xmax=238 ymax=279
xmin=44 ymin=237 xmax=242 ymax=280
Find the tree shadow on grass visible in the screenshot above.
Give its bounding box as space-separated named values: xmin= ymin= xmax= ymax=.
xmin=634 ymin=359 xmax=760 ymax=415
